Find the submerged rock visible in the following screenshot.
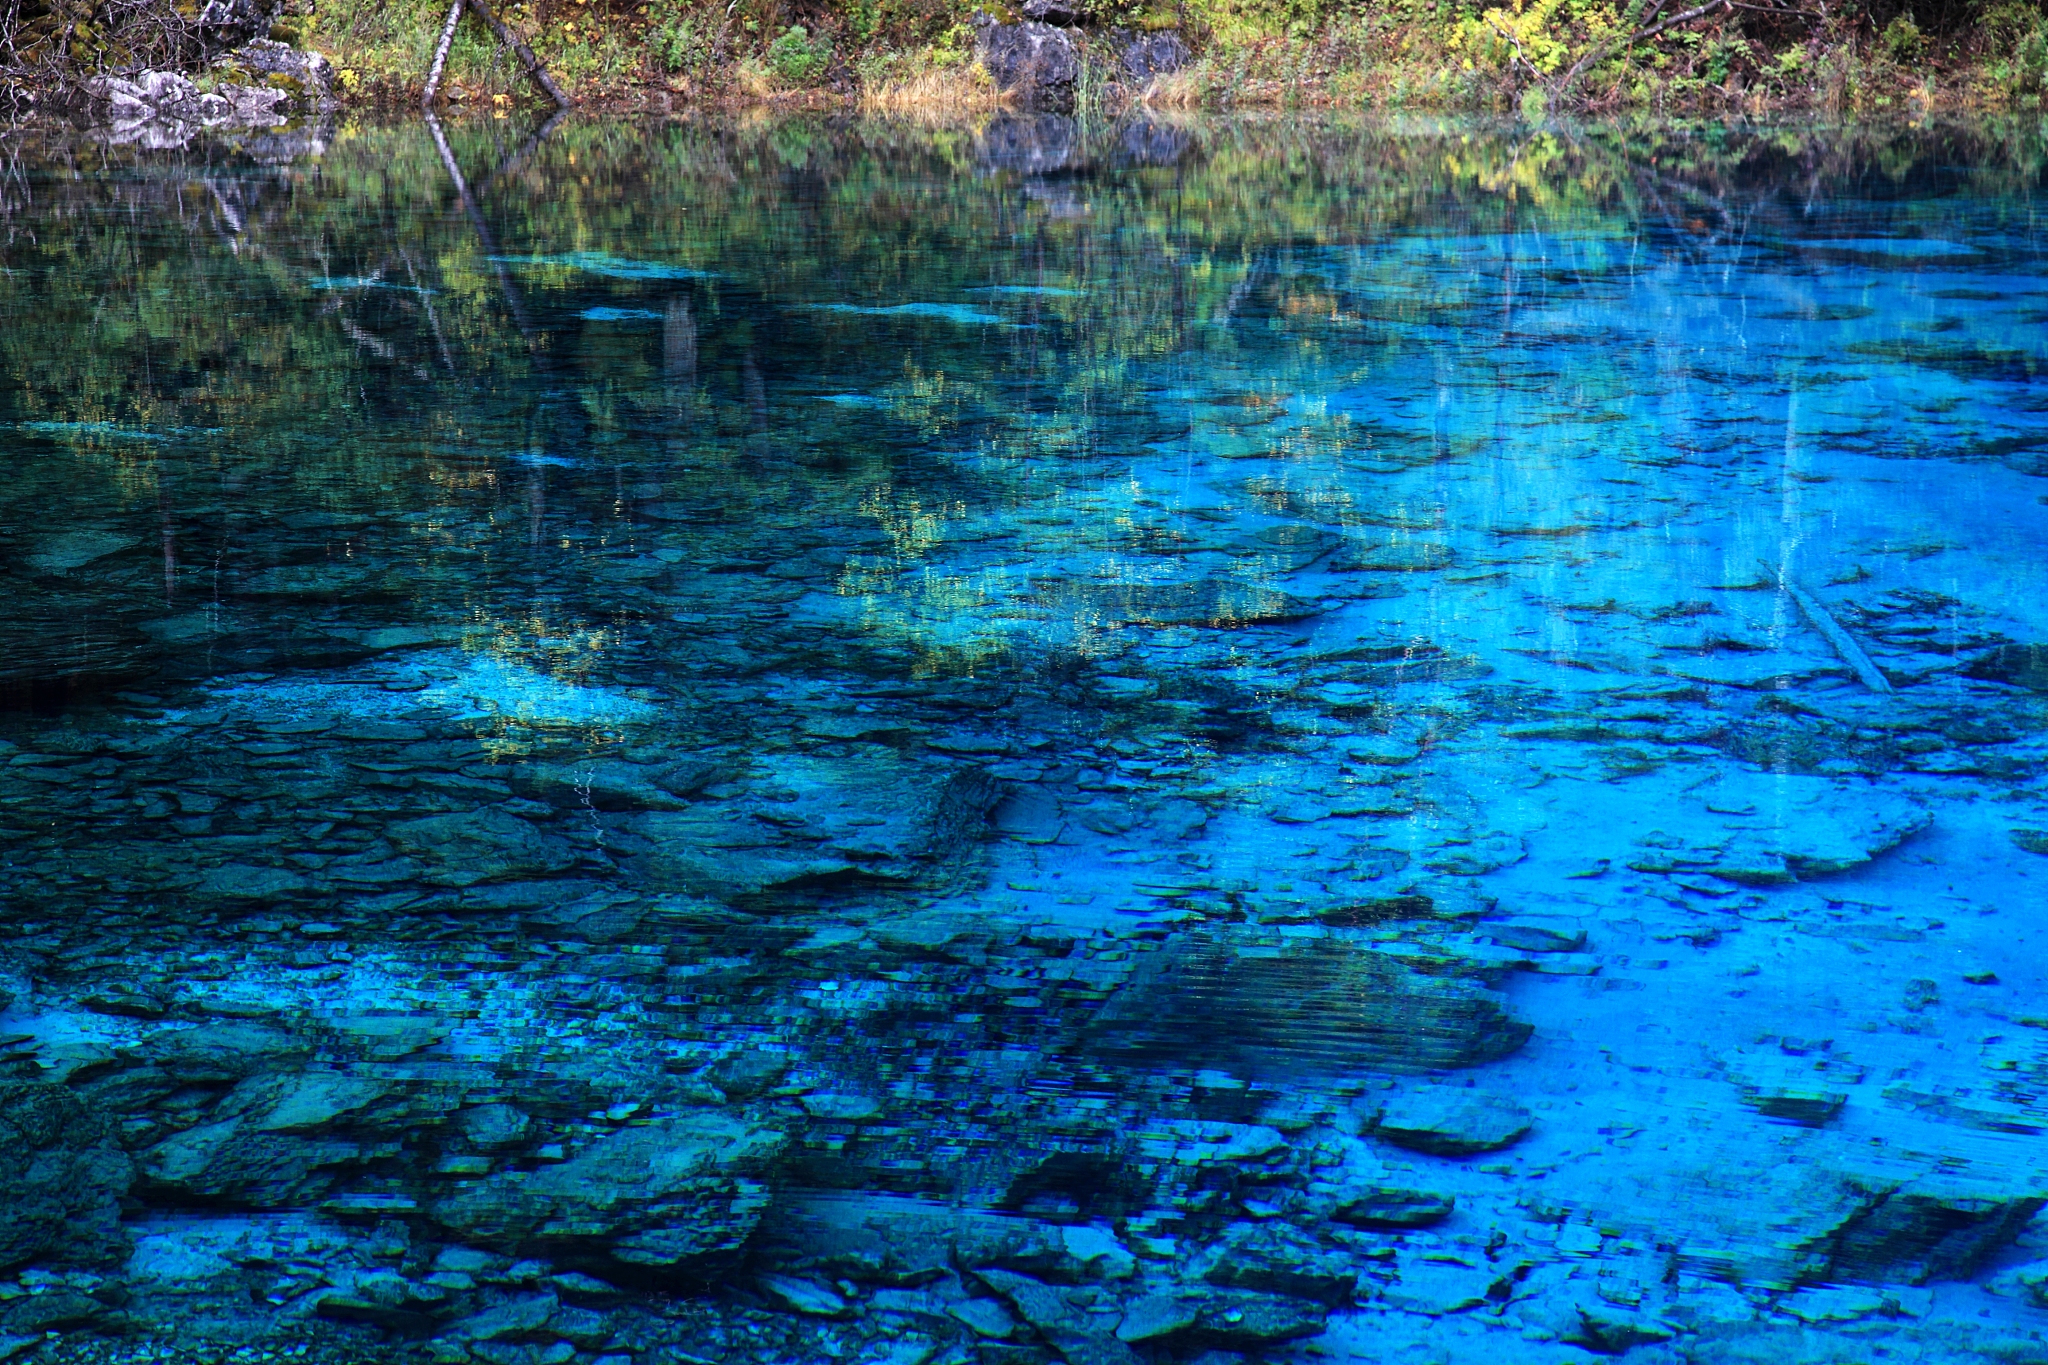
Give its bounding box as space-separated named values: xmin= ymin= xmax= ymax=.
xmin=1185 ymin=1290 xmax=1328 ymax=1347
xmin=238 ymin=561 xmax=400 ymax=599
xmin=1111 ymin=578 xmax=1323 ymax=629
xmin=1195 ymin=1222 xmax=1357 ymax=1305
xmin=1330 ymin=1186 xmax=1456 ymax=1229
xmin=973 ymin=1267 xmax=1142 ymax=1364
xmin=389 ymin=808 xmax=578 ymax=886
xmin=507 ymin=757 xmax=711 ymax=811
xmin=1961 ymin=643 xmax=2048 ymax=690
xmin=430 ymin=1113 xmax=787 ymax=1277
xmin=1116 ymin=1294 xmax=1195 ymax=1341
xmin=1305 ymin=642 xmax=1492 ymax=687
xmin=458 ymin=1103 xmax=536 ymax=1151
xmin=748 ymin=1191 xmax=963 ymax=1287
xmin=868 ymin=909 xmax=995 ymax=959
xmin=195 ymin=863 xmax=315 ymax=900
xmin=1381 ymin=1257 xmax=1502 ymax=1314
xmin=1481 ymin=922 xmax=1587 ymax=953
xmin=24 ymin=530 xmax=138 ymax=573
xmin=622 ymin=757 xmax=999 ymax=899
xmin=1373 ymin=1088 xmax=1532 ymax=1156
xmin=1727 ymin=1050 xmax=1859 ymax=1127
xmin=0 ymin=1082 xmax=133 ymax=1272
xmin=0 ymin=607 xmax=157 ymax=707
xmin=1558 ymin=1300 xmax=1676 ymax=1353
xmin=757 ymin=1272 xmax=851 ymax=1318
xmin=1997 ymin=1259 xmax=2048 ymax=1308
xmin=139 ymin=1118 xmax=361 ymax=1207
xmin=1742 ymin=1087 xmax=1846 ymax=1126
xmin=1331 ymin=540 xmax=1456 ymax=573
xmin=128 ymin=1022 xmax=310 ymax=1083
xmin=1086 ymin=933 xmax=1532 ymax=1076
xmin=1628 ymin=777 xmax=1930 ymax=885
xmin=1799 ymin=1179 xmax=2045 ymax=1285
xmin=205 ymin=1071 xmax=394 ymax=1137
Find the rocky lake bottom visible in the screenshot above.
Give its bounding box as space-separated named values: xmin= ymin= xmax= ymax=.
xmin=1 ymin=115 xmax=2047 ymax=1365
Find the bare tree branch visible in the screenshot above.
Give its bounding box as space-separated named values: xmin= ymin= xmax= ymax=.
xmin=1484 ymin=13 xmax=1545 ymax=82
xmin=1555 ymin=0 xmax=1735 ymax=95
xmin=1631 ymin=0 xmax=1737 ymax=47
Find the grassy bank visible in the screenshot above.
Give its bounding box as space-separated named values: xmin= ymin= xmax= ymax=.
xmin=288 ymin=0 xmax=2043 ymax=115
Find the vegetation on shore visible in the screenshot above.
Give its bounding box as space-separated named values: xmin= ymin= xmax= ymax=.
xmin=0 ymin=0 xmax=2039 ymax=116
xmin=280 ymin=0 xmax=2048 ymax=114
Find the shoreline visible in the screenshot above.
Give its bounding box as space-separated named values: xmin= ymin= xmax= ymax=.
xmin=340 ymin=56 xmax=2012 ymax=120
xmin=295 ymin=3 xmax=2041 ymax=122
xmin=321 ymin=78 xmax=2008 ymax=127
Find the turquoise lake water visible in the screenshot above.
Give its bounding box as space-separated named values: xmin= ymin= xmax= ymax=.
xmin=1 ymin=116 xmax=2047 ymax=1364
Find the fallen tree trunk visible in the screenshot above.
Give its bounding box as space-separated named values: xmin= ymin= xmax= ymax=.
xmin=417 ymin=0 xmax=571 ymax=110
xmin=421 ymin=0 xmax=466 ymax=109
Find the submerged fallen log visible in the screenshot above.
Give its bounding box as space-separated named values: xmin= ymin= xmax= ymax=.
xmin=1782 ymin=576 xmax=1894 ymax=694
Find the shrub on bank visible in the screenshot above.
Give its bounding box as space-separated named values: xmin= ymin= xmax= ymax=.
xmin=767 ymin=23 xmax=834 ymax=82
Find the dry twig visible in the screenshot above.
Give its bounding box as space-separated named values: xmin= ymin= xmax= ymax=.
xmin=1554 ymin=0 xmax=1734 ymax=95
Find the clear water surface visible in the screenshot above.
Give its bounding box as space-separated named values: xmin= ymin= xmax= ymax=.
xmin=2 ymin=115 xmax=2048 ymax=1365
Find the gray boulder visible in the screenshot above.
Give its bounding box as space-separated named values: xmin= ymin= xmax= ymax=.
xmin=213 ymin=38 xmax=339 ymax=113
xmin=0 ymin=1082 xmax=133 ymax=1272
xmin=80 ymin=68 xmax=290 ymax=142
xmin=190 ymin=0 xmax=281 ymax=49
xmin=974 ymin=18 xmax=1081 ymax=108
xmin=1121 ymin=30 xmax=1189 ymax=81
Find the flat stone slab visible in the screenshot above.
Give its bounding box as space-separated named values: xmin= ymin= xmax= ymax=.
xmin=1374 ymin=1088 xmax=1533 ymax=1156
